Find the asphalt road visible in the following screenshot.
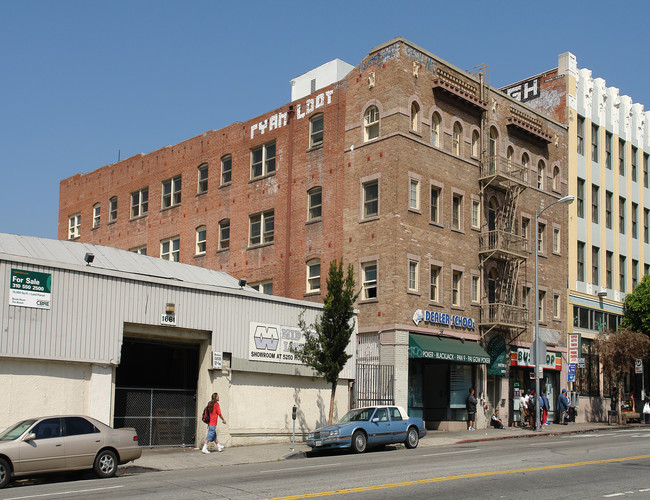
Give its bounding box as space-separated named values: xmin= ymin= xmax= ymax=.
xmin=2 ymin=428 xmax=650 ymax=499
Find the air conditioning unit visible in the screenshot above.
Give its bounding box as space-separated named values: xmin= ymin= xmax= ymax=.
xmin=597 ymin=287 xmax=607 ymax=297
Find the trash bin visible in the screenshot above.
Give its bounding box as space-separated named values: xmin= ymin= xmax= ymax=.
xmin=568 ymin=406 xmax=576 ymax=423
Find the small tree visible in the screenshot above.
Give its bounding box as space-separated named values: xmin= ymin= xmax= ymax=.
xmin=291 ymin=259 xmax=360 ymax=425
xmin=622 ymin=274 xmax=650 ymax=336
xmin=596 ymin=328 xmax=650 ymax=422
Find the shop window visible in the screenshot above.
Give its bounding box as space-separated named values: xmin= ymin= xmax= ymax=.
xmin=574 ymin=339 xmax=600 ymax=397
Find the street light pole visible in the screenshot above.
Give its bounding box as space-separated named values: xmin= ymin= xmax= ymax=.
xmin=534 ymin=194 xmax=574 ymax=432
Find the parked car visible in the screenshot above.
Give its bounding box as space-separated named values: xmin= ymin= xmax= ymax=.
xmin=0 ymin=415 xmax=141 ymax=488
xmin=306 ymin=405 xmax=426 ymax=453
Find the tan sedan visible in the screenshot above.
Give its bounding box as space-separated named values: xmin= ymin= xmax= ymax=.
xmin=0 ymin=415 xmax=141 ymax=488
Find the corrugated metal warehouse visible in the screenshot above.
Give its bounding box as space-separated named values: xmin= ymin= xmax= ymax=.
xmin=0 ymin=233 xmax=355 ymax=447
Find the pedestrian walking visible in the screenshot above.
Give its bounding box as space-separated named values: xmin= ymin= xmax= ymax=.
xmin=466 ymin=387 xmax=477 ymax=431
xmin=557 ymin=388 xmax=569 ymax=425
xmin=528 ymin=390 xmax=537 ymax=430
xmin=202 ymin=392 xmax=227 ymax=453
xmin=540 ymin=390 xmax=550 ymax=425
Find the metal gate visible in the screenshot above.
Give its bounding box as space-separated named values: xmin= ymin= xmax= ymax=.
xmin=355 ymin=364 xmax=394 ymax=407
xmin=114 ymin=387 xmax=197 ymax=447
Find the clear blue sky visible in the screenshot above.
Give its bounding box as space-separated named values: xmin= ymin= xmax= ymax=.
xmin=3 ymin=0 xmax=649 ymax=239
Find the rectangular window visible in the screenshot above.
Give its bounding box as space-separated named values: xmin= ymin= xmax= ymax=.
xmin=362 ymin=262 xmax=378 ymax=300
xmin=522 ymin=217 xmax=530 ymax=252
xmin=591 ymin=124 xmax=599 ymax=162
xmin=109 ymin=197 xmax=117 ymax=222
xmin=575 ymin=339 xmax=600 ymax=397
xmin=537 ymin=223 xmax=545 ymax=254
xmin=162 ymin=176 xmax=181 ymax=208
xmin=606 ymin=251 xmax=613 ymax=289
xmin=605 ymin=132 xmax=612 ymax=169
xmin=218 ymin=219 xmax=230 ymax=250
xmin=471 ymin=275 xmax=479 ymax=303
xmin=632 ymin=203 xmax=638 ymax=239
xmin=522 ymin=286 xmax=530 ymax=309
xmin=592 ymin=246 xmax=599 ymax=285
xmin=620 ymin=255 xmax=626 ymax=291
xmin=619 ymin=197 xmax=626 ymax=234
xmin=363 ymin=180 xmax=379 ymax=218
xmin=452 ymin=194 xmax=462 ymax=231
xmin=619 ymin=139 xmax=626 ymax=176
xmin=577 ymin=178 xmax=585 ymax=218
xmin=538 ymin=290 xmax=546 ymax=323
xmin=251 ymin=141 xmax=276 ymax=179
xmin=577 ymin=115 xmax=584 ymax=155
xmin=68 ymin=213 xmax=81 ymax=239
xmin=430 ymin=265 xmax=440 ymax=302
xmin=310 ymin=114 xmax=324 ymax=148
xmin=553 ymin=227 xmax=560 ymax=254
xmin=197 ymin=164 xmax=208 ymax=194
xmin=161 ymin=237 xmax=180 ymax=262
xmin=471 ymin=200 xmax=480 ymax=229
xmin=131 ymin=246 xmax=147 ymax=255
xmin=93 ymin=204 xmax=100 ymax=228
xmin=250 ymin=281 xmax=273 ymax=295
xmin=131 ymin=188 xmax=149 ymax=218
xmin=591 ymin=184 xmax=599 ymax=223
xmin=553 ymin=294 xmax=560 ymax=319
xmin=408 ymin=260 xmax=419 ymax=292
xmin=452 ymin=270 xmax=462 ymax=306
xmin=577 ymin=241 xmax=585 ymax=282
xmin=196 ymin=226 xmax=206 ymax=255
xmin=645 ymin=208 xmax=649 ymax=244
xmin=430 ymin=186 xmax=440 ymax=224
xmin=605 ymin=191 xmax=613 ymax=229
xmin=644 ymin=153 xmax=649 ymax=188
xmin=307 ymin=259 xmax=321 ymax=293
xmin=249 ymin=210 xmax=274 ymax=246
xmin=632 ymin=259 xmax=639 ymax=289
xmin=221 ymin=155 xmax=232 ymax=185
xmin=308 ymin=186 xmax=322 ymax=220
xmin=631 ymin=146 xmax=638 ymax=182
xmin=409 ymin=178 xmax=420 ymax=211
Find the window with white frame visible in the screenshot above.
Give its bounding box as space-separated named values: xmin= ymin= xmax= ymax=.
xmin=131 ymin=188 xmax=149 ymax=218
xmin=409 ymin=178 xmax=420 ymax=211
xmin=93 ymin=203 xmax=100 ymax=228
xmin=471 ymin=275 xmax=480 ymax=303
xmin=553 ymin=294 xmax=560 ymax=319
xmin=431 ymin=112 xmax=441 ymax=147
xmin=471 ymin=130 xmax=480 ymax=158
xmin=410 ymin=102 xmax=419 ymax=132
xmin=430 ymin=186 xmax=441 ymax=224
xmin=430 ymin=265 xmax=440 ymax=302
xmin=251 ymin=141 xmax=276 ymax=179
xmin=160 ymin=237 xmax=180 ymax=262
xmin=308 ymin=186 xmax=322 ymax=220
xmin=364 ymin=106 xmax=379 ymax=142
xmin=408 ymin=260 xmax=419 ymax=292
xmin=131 ymin=245 xmax=147 ymax=255
xmin=363 ymin=180 xmax=379 ymax=218
xmin=537 ymin=160 xmax=545 ymax=190
xmin=68 ymin=213 xmax=81 ymax=239
xmin=250 ymin=280 xmax=273 ymax=295
xmin=249 ymin=210 xmax=274 ymax=246
xmin=221 ymin=155 xmax=232 ymax=185
xmin=452 ymin=193 xmax=463 ymax=231
xmin=306 ymin=259 xmax=321 ymax=293
xmin=218 ymin=219 xmax=230 ymax=250
xmin=362 ymin=261 xmax=378 ymax=300
xmin=310 ymin=113 xmax=324 ymax=148
xmin=452 ymin=270 xmax=462 ymax=306
xmin=537 ymin=223 xmax=545 ymax=254
xmin=197 ymin=164 xmax=208 ymax=194
xmin=553 ymin=227 xmax=560 ymax=254
xmin=522 ymin=217 xmax=530 ymax=251
xmin=452 ymin=123 xmax=462 ymax=155
xmin=162 ymin=177 xmax=181 ymax=209
xmin=195 ymin=226 xmax=207 ymax=255
xmin=109 ymin=196 xmax=117 ymax=222
xmin=471 ymin=199 xmax=480 ymax=229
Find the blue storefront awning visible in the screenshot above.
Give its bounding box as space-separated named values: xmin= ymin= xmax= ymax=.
xmin=409 ymin=333 xmax=490 ymax=364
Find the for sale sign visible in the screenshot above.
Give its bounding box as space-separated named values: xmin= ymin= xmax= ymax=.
xmin=9 ymin=269 xmax=52 ymax=309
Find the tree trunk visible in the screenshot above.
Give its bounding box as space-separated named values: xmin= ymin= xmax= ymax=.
xmin=328 ymin=382 xmax=337 ymax=425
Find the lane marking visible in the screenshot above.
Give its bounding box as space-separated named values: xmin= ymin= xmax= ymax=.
xmin=422 ymin=449 xmax=478 ymax=457
xmin=262 ymin=454 xmax=650 ymax=500
xmin=603 ymin=492 xmax=634 ymax=498
xmin=261 ymin=463 xmax=342 ymax=474
xmin=5 ymin=485 xmax=124 ymax=500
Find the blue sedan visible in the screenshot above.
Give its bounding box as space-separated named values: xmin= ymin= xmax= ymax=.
xmin=306 ymin=406 xmax=426 ymax=453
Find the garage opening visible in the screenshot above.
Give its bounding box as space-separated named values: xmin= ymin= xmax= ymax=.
xmin=114 ymin=338 xmax=200 ymax=447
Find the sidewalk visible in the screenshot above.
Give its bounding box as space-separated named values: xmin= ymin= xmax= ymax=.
xmin=121 ymin=421 xmax=646 ymax=474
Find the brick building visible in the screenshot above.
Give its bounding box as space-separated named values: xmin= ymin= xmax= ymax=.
xmin=60 ymin=37 xmax=570 ymax=429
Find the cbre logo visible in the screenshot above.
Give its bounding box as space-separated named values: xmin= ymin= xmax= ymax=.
xmin=253 ymin=325 xmax=279 ymax=351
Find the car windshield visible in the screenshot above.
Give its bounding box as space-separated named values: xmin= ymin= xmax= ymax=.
xmin=338 ymin=408 xmax=374 ymax=423
xmin=0 ymin=420 xmax=36 ymax=441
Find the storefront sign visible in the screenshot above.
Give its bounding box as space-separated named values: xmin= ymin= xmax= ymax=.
xmin=248 ymin=322 xmax=306 ymax=365
xmin=412 ymin=309 xmax=476 ymax=329
xmin=510 ymin=348 xmax=562 ymax=371
xmin=568 ymin=334 xmax=581 ymax=364
xmin=9 ymin=269 xmax=52 ymax=310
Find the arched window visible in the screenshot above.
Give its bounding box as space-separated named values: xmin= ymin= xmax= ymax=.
xmin=537 ymin=160 xmax=545 ymax=190
xmin=507 ymin=146 xmax=514 ymax=165
xmin=410 ymin=102 xmax=420 ymax=132
xmin=195 ymin=225 xmax=207 ymax=255
xmin=471 ymin=130 xmax=480 ymax=158
xmin=489 ymin=127 xmax=498 ymax=157
xmin=552 ymin=166 xmax=560 ymax=191
xmin=522 ymin=153 xmax=530 ymax=183
xmin=452 ymin=122 xmax=462 ymax=155
xmin=431 ymin=112 xmax=441 ymax=147
xmin=364 ymin=106 xmax=379 ymax=142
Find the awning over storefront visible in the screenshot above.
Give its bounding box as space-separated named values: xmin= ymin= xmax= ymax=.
xmin=409 ymin=334 xmax=490 ymax=364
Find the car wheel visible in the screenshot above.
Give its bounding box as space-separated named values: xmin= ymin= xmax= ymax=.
xmin=351 ymin=431 xmax=367 ymax=453
xmin=405 ymin=426 xmax=419 ymax=449
xmin=0 ymin=457 xmax=10 ymax=489
xmin=94 ymin=449 xmax=118 ymax=478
